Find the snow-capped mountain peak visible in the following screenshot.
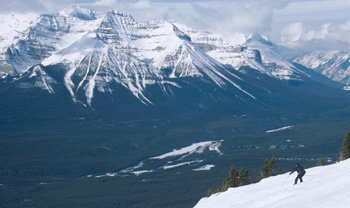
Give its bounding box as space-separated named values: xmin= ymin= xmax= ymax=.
xmin=245 ymin=33 xmax=272 ymax=46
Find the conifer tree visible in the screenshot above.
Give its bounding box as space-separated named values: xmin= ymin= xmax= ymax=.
xmin=222 ymin=165 xmax=238 ymax=191
xmin=317 ymin=158 xmax=325 ymax=166
xmin=237 ymin=168 xmax=249 ymax=186
xmin=259 ymin=156 xmax=278 ymax=180
xmin=259 ymin=159 xmax=270 ymax=180
xmin=207 ymin=187 xmax=214 ymax=197
xmin=277 ymin=167 xmax=283 ymax=174
xmin=207 ymin=184 xmax=220 ymax=197
xmin=253 ymin=168 xmax=259 ymax=183
xmin=207 ymin=165 xmax=251 ymax=197
xmin=340 ymin=132 xmax=350 ymax=160
xmin=268 ymin=156 xmax=277 ymax=176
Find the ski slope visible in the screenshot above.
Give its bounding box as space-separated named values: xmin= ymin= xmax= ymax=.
xmin=194 ymin=159 xmax=350 ymax=208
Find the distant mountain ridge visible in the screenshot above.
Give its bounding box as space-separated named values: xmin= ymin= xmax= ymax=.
xmin=294 ymin=50 xmax=350 ymax=88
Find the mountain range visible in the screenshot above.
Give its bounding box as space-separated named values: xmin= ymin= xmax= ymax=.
xmin=1 ymin=7 xmax=348 ymax=112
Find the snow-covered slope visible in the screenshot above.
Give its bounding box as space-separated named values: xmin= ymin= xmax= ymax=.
xmin=194 ymin=159 xmax=350 ymax=208
xmin=294 ymin=51 xmax=350 ymax=87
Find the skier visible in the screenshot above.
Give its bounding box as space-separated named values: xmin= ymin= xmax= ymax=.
xmin=289 ymin=163 xmax=306 ymax=185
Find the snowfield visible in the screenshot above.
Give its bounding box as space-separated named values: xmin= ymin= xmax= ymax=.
xmin=151 ymin=140 xmax=223 ymax=159
xmin=194 ymin=159 xmax=350 ymax=208
xmin=163 ymin=160 xmax=202 ymax=170
xmin=266 ymin=125 xmax=293 ymax=133
xmin=193 ymin=164 xmax=215 ymax=171
xmin=343 ymin=86 xmax=350 ymax=91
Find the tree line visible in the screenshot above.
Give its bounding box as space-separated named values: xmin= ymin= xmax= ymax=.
xmin=207 ymin=156 xmax=280 ymax=197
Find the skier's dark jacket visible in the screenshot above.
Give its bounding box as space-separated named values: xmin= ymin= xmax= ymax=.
xmin=290 ymin=164 xmax=306 ymax=175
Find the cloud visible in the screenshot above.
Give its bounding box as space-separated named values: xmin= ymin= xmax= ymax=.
xmin=281 ymin=22 xmax=329 ymax=45
xmin=280 ymin=21 xmax=350 ymax=51
xmin=280 ymin=22 xmax=304 ymax=45
xmin=0 ymin=0 xmax=100 ymax=14
xmin=0 ymin=0 xmax=46 ymax=13
xmin=134 ymin=0 xmax=150 ymax=9
xmin=339 ymin=20 xmax=350 ymax=31
xmin=120 ymin=0 xmax=291 ymax=38
xmin=94 ymin=0 xmax=118 ymax=7
xmin=217 ymin=2 xmax=275 ymax=34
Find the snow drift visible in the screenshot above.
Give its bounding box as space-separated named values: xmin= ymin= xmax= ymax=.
xmin=194 ymin=159 xmax=350 ymax=208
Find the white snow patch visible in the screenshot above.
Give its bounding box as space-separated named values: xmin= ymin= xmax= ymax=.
xmin=151 ymin=140 xmax=223 ymax=160
xmin=343 ymin=86 xmax=350 ymax=91
xmin=193 ymin=164 xmax=215 ymax=171
xmin=266 ymin=126 xmax=294 ymax=133
xmin=163 ymin=160 xmax=202 ymax=170
xmin=120 ymin=161 xmax=144 ymax=173
xmin=132 ymin=170 xmax=154 ymax=176
xmin=195 ymin=159 xmax=350 ymax=208
xmin=277 ymin=157 xmax=333 ymax=162
xmin=94 ymin=172 xmax=116 ymax=178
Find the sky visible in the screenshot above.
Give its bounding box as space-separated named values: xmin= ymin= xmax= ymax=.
xmin=0 ymin=0 xmax=349 ymax=52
